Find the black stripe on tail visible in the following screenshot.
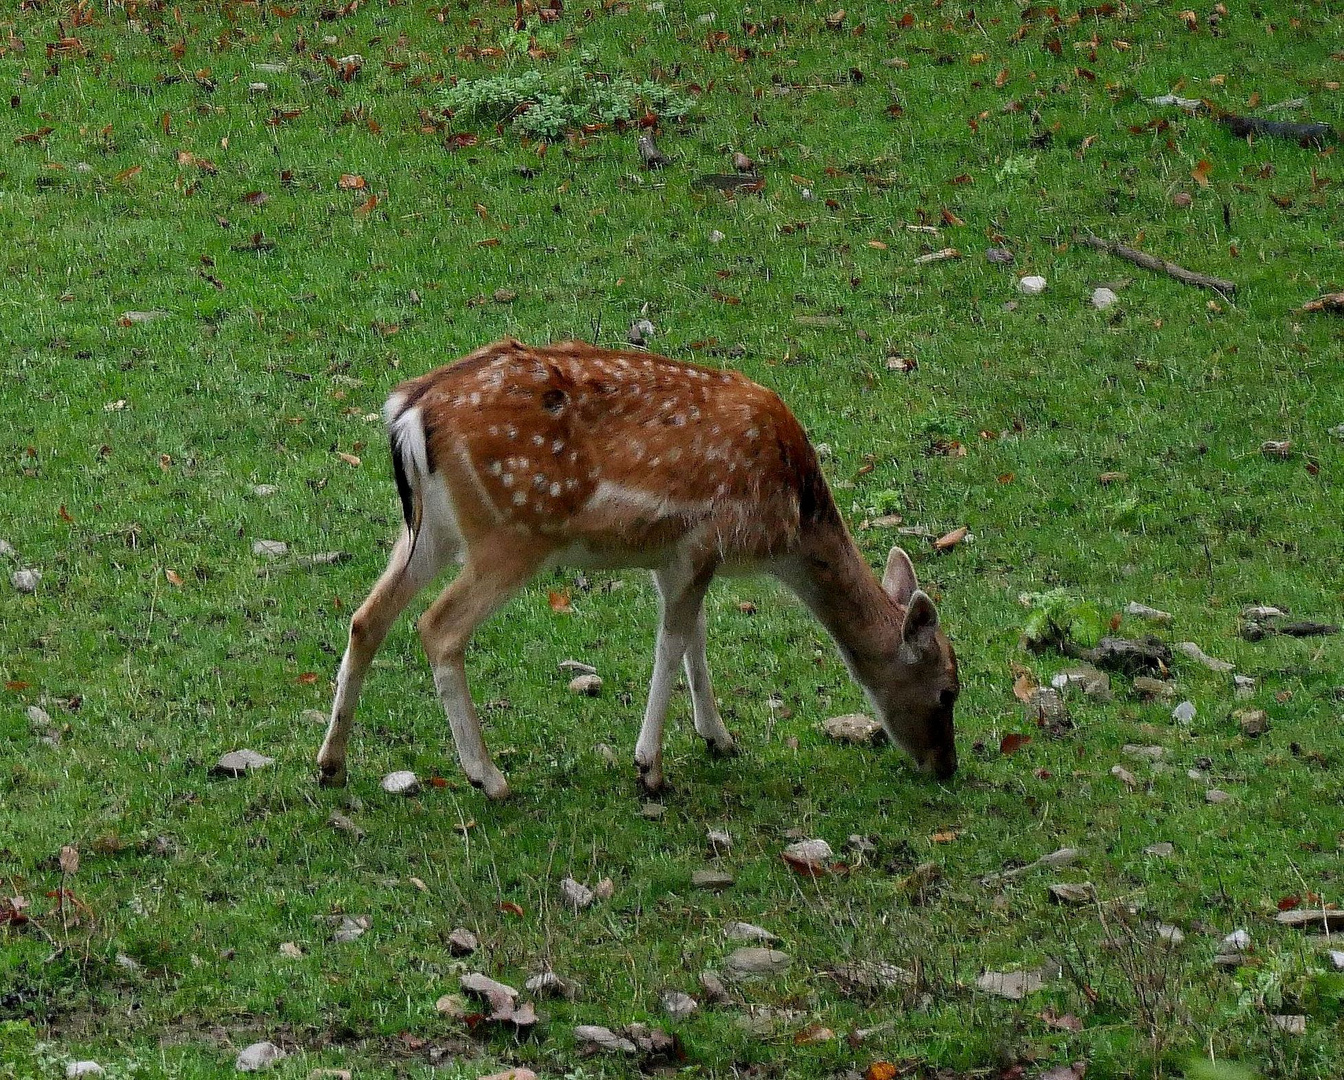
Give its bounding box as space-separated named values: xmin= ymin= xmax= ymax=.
xmin=389 ymin=426 xmax=416 ymax=534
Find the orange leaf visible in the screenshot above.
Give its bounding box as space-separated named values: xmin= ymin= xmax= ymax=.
xmin=1000 ymin=732 xmax=1032 ymax=756
xmin=930 ymin=830 xmax=958 ymax=843
xmin=354 ymin=193 xmax=378 ymax=216
xmin=1191 ymin=159 xmax=1213 ymax=188
xmin=6 ymin=681 xmax=32 ymax=692
xmin=498 ymin=900 xmax=524 ymax=917
xmin=296 ymin=672 xmax=319 ymax=685
xmin=548 ymin=589 xmax=573 ymax=614
xmin=1012 ymin=668 xmax=1037 ymax=704
xmin=58 ymin=505 xmax=74 ymax=523
xmin=995 ymin=67 xmax=1009 ymax=88
xmin=336 ymin=451 xmax=361 ymax=467
xmin=934 ymin=525 xmax=967 ymax=552
xmin=114 ymin=166 xmax=142 ymax=183
xmin=941 ymin=207 xmax=965 ymax=226
xmin=867 ymin=239 xmax=888 ymax=250
xmin=997 ymin=472 xmax=1015 ymax=484
xmin=865 ymin=1065 xmax=899 ymax=1080
xmin=165 ymin=569 xmax=184 ymax=586
xmin=338 ymin=173 xmax=366 ymax=190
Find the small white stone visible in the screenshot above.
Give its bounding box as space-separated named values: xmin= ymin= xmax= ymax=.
xmin=661 ymin=989 xmax=698 ymax=1018
xmin=1172 ymin=700 xmax=1196 ymax=724
xmin=1144 ymin=842 xmax=1175 ymax=857
xmin=1206 ymin=788 xmax=1231 ymax=804
xmin=1328 ymin=950 xmax=1344 ymax=971
xmin=1124 ymin=600 xmax=1170 ymax=624
xmin=251 ymin=539 xmax=288 ymax=558
xmin=1233 ymin=674 xmax=1256 ymax=699
xmin=724 ymin=947 xmax=791 ymax=978
xmin=248 ymin=82 xmax=269 ymax=94
xmin=235 ymin=1041 xmax=286 ymax=1071
xmin=26 ymin=705 xmax=54 ymax=729
xmin=332 ymin=915 xmax=370 ymax=943
xmin=11 ymin=568 xmax=40 ymax=593
xmin=709 ymin=229 xmax=726 ymax=244
xmin=1091 ymin=286 xmax=1119 ymax=310
xmin=725 ymin=921 xmax=780 ymax=944
xmin=251 ymin=484 xmax=279 ymax=497
xmin=568 ymin=674 xmax=603 ymax=696
xmin=1223 ymin=929 xmax=1251 ymax=950
xmin=1156 ymin=924 xmax=1185 ymax=944
xmin=706 ymin=827 xmax=732 ymax=853
xmin=0 ymin=539 xmax=15 ymax=558
xmin=560 ymin=877 xmax=595 ymax=910
xmin=66 ymin=1063 xmax=105 ymax=1078
xmin=1175 ymin=641 xmax=1234 ymax=672
xmin=212 ymin=749 xmax=275 ymax=776
xmin=380 ymin=770 xmax=419 ymax=796
xmin=1018 ymin=275 xmax=1048 ymax=295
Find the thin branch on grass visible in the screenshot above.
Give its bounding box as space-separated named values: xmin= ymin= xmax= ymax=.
xmin=1077 ymin=232 xmax=1237 ymax=295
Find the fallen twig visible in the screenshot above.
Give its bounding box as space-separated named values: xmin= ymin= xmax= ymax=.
xmin=1078 ymin=233 xmax=1236 ymax=295
xmin=1217 ymin=114 xmax=1334 ymax=148
xmin=1241 ymin=619 xmax=1339 ymax=642
xmin=1144 ymin=93 xmax=1206 ymax=112
xmin=913 ymin=247 xmax=961 ymax=266
xmin=1301 ymin=293 xmax=1344 ymax=315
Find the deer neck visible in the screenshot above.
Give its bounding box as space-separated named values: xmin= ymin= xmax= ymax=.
xmin=780 ymin=521 xmax=901 ymax=685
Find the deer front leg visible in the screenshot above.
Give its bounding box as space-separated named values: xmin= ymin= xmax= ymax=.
xmin=318 ymin=531 xmax=430 ymax=786
xmin=636 ymin=564 xmax=715 ymax=794
xmin=418 ymin=544 xmax=543 ymax=800
xmin=683 ymin=606 xmax=736 ymax=756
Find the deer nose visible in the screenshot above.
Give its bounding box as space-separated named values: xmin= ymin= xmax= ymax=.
xmin=930 ymin=748 xmax=958 ymax=781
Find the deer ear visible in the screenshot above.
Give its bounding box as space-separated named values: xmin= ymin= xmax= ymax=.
xmin=902 ymin=589 xmax=940 ymax=649
xmin=882 ymin=547 xmax=919 ymax=603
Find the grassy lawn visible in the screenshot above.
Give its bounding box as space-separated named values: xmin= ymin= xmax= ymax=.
xmin=3 ymin=1 xmax=1344 ymax=1077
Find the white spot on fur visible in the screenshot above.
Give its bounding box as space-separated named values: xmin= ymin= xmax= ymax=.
xmin=533 ymin=474 xmax=547 ymax=489
xmin=549 ymin=481 xmax=561 ymax=497
xmin=506 ymin=424 xmax=518 ymax=439
xmin=502 ymin=472 xmax=514 ymax=487
xmin=512 ymin=491 xmax=527 ymax=506
xmin=746 ymin=427 xmax=759 ymax=440
xmin=488 ymin=460 xmax=502 ymax=476
xmin=469 ymin=392 xmax=481 ymax=406
xmin=551 ymin=439 xmax=564 ymax=454
xmin=532 ymin=433 xmax=544 ymax=447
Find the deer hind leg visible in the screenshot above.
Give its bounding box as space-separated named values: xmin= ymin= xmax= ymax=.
xmin=635 ymin=563 xmax=716 ymax=794
xmin=418 ymin=540 xmax=547 ymax=800
xmin=683 ymin=605 xmax=736 ymax=756
xmin=318 ymin=530 xmax=438 ymax=786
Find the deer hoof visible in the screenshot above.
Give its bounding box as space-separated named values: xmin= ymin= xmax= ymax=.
xmin=703 ymin=734 xmax=739 ymax=759
xmin=469 ymin=771 xmax=511 ymax=800
xmin=318 ymin=762 xmax=348 ymax=787
xmin=636 ymin=762 xmax=666 ymax=796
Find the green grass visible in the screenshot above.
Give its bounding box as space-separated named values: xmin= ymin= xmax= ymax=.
xmin=3 ymin=1 xmax=1344 ymax=1077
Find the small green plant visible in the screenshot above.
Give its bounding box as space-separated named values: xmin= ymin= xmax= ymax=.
xmin=441 ymin=64 xmax=692 ymax=140
xmin=1020 ymin=588 xmax=1106 ymax=649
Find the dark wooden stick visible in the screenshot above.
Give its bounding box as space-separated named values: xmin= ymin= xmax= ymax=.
xmin=1078 ymin=233 xmax=1237 ymax=295
xmin=1218 ymin=114 xmax=1334 ymax=148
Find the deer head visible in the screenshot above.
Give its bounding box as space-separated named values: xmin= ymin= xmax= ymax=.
xmin=870 ymin=547 xmax=959 ymax=780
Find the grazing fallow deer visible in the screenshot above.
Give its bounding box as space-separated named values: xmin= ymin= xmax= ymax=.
xmin=317 ymin=338 xmax=959 ymax=798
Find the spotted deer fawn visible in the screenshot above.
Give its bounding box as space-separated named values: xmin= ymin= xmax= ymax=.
xmin=318 ymin=338 xmax=958 ymax=798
